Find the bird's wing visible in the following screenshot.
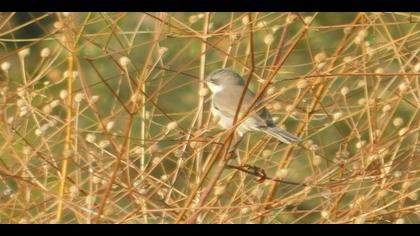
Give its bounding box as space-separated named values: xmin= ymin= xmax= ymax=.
xmin=212 ymin=86 xmax=274 ymax=127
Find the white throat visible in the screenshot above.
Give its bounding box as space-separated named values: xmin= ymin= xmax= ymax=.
xmin=206 ymin=82 xmax=224 ymax=94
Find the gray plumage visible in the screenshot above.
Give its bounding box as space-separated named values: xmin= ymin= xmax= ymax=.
xmin=206 ymin=69 xmax=300 ymax=144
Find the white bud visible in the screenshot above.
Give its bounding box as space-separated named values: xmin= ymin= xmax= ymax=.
xmin=40 ymin=48 xmax=51 ymax=58
xmin=42 ymin=104 xmax=52 ymax=114
xmin=59 ymin=90 xmax=68 ymax=100
xmin=356 ymin=140 xmax=366 ymax=149
xmin=414 ymin=63 xmax=420 ymax=72
xmin=304 ymin=16 xmax=313 ymax=24
xmin=398 ymin=82 xmax=408 ymax=93
xmin=119 ymin=56 xmax=131 ymax=67
xmin=22 ymin=146 xmax=32 ymax=155
xmin=375 ymin=67 xmax=384 ymax=74
xmin=90 ymin=95 xmax=99 ymax=104
xmin=398 ymin=127 xmax=408 ymax=136
xmin=74 ymin=93 xmax=85 ymax=103
xmin=166 ymin=121 xmax=178 ymax=131
xmin=1 ymin=62 xmax=11 ymax=72
xmin=158 ymin=47 xmax=168 ymax=56
xmin=314 ymin=52 xmax=326 ymax=63
xmin=85 ymin=134 xmax=96 ymax=143
xmin=35 ymin=128 xmax=43 ymax=136
xmin=18 ymin=48 xmax=31 ymax=58
xmin=392 ymin=117 xmax=403 ymax=127
xmin=321 ymin=210 xmax=330 ymax=219
xmin=271 ymin=25 xmax=281 ymax=33
xmin=382 ymin=104 xmax=391 ymax=112
xmin=242 ymin=15 xmax=250 ymax=25
xmin=286 ymin=105 xmax=294 ymax=112
xmin=340 ymin=87 xmax=349 ymax=96
xmin=286 ymin=14 xmax=297 ymax=24
xmin=333 ymin=111 xmax=343 ymax=120
xmin=297 ymin=79 xmax=308 ymax=89
xmin=106 ymin=121 xmax=115 ymax=131
xmin=264 ymin=34 xmax=274 ymax=46
xmin=160 ymin=174 xmax=169 ymax=181
xmin=395 ymin=218 xmax=405 ymax=224
xmin=256 ymin=21 xmax=267 ymax=29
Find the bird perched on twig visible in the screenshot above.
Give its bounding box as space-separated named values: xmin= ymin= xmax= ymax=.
xmin=205 ymin=68 xmax=300 ymax=152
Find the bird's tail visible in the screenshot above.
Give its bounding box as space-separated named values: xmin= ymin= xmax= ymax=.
xmin=260 ymin=126 xmax=300 ymax=144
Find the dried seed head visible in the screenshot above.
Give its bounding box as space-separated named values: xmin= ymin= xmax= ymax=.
xmin=85 ymin=134 xmax=96 ymax=144
xmin=106 ymin=121 xmax=115 ymax=131
xmin=398 ymin=127 xmax=408 ymax=136
xmin=398 ymin=82 xmax=408 ymax=93
xmin=40 ymin=48 xmax=51 ymax=58
xmin=414 ymin=63 xmax=420 ymax=72
xmin=395 ymin=218 xmax=405 ymax=224
xmin=333 ymin=111 xmax=343 ymax=120
xmin=393 ymin=171 xmax=402 ymax=178
xmin=74 ymin=92 xmax=85 ymax=103
xmin=285 ymin=105 xmax=294 ymax=112
xmin=18 ymin=48 xmax=31 ymax=58
xmin=314 ymin=52 xmax=326 ymax=63
xmin=158 ymin=47 xmax=168 ymax=56
xmin=375 ymin=67 xmax=384 ymax=74
xmin=304 ymin=16 xmax=313 ymax=24
xmin=1 ymin=61 xmax=11 ymax=72
xmin=241 ymin=15 xmax=250 ymax=25
xmin=340 ymin=87 xmax=349 ymax=96
xmin=356 ymin=140 xmax=366 ymax=149
xmin=119 ymin=56 xmax=131 ymax=67
xmin=382 ymin=104 xmax=391 ymax=113
xmin=160 ymin=174 xmax=169 ymax=182
xmin=35 ymin=128 xmax=44 ymax=136
xmin=166 ymin=121 xmax=178 ymax=131
xmin=286 ymin=14 xmax=297 ymax=24
xmin=256 ymin=20 xmax=267 ymax=29
xmin=321 ymin=210 xmax=330 ymax=219
xmin=59 ymin=90 xmax=68 ymax=100
xmin=392 ymin=117 xmax=403 ymax=127
xmin=42 ymin=105 xmax=52 ymax=114
xmin=264 ymin=34 xmax=274 ymax=46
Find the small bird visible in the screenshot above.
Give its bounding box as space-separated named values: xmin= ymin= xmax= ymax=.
xmin=205 ymin=69 xmax=300 ymax=150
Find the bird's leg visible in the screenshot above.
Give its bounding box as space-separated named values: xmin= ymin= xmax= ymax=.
xmin=225 ymin=133 xmax=243 ymax=160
